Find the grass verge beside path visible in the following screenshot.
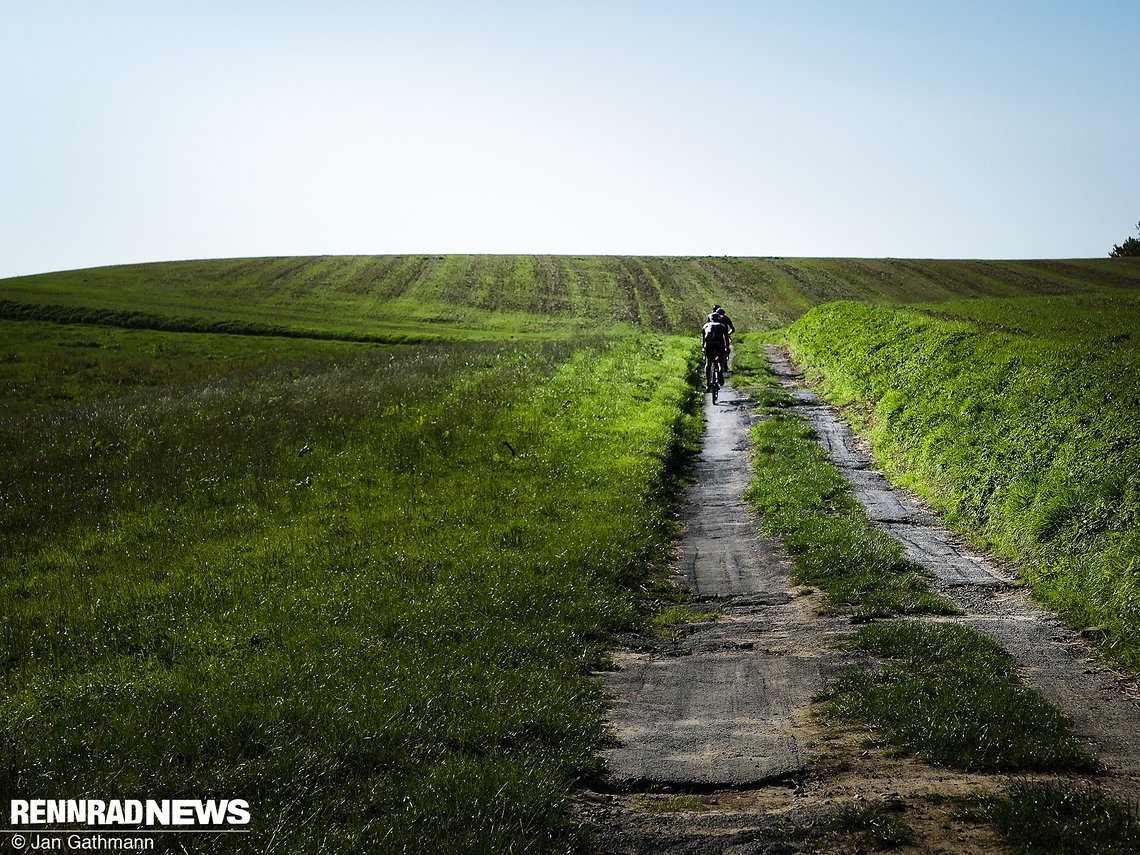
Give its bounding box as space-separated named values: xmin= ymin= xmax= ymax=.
xmin=980 ymin=782 xmax=1140 ymax=855
xmin=781 ymin=298 xmax=1140 ymax=669
xmin=2 ymin=333 xmax=701 ymax=853
xmin=825 ymin=622 xmax=1095 ymax=772
xmin=730 ymin=336 xmax=954 ymax=620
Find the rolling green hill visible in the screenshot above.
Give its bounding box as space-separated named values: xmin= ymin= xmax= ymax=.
xmin=4 ymin=254 xmax=1136 ymax=421
xmin=3 ymin=255 xmax=1138 ymax=344
xmin=3 ymin=254 xmax=1139 ymax=852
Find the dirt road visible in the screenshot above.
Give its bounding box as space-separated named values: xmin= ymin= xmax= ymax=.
xmin=601 ymin=383 xmax=850 ymax=790
xmin=581 ymin=351 xmax=1140 ymax=853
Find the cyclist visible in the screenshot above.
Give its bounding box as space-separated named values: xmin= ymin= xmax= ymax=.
xmin=708 ymin=306 xmax=735 ymax=374
xmin=701 ymin=312 xmax=730 ymax=392
xmin=708 ymin=305 xmax=735 ymax=337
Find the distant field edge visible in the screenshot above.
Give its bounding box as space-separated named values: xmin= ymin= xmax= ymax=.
xmin=0 ymin=298 xmax=447 ymax=345
xmin=5 ymin=255 xmax=1140 ymax=343
xmin=8 ymin=254 xmax=1140 ymax=276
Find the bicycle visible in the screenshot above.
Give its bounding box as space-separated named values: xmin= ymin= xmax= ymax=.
xmin=704 ymin=351 xmax=726 ymax=404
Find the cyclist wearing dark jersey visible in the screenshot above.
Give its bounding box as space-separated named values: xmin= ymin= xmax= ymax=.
xmin=701 ymin=315 xmax=730 ymax=391
xmin=706 ymin=307 xmax=734 ymax=376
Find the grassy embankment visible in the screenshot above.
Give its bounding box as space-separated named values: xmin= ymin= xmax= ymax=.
xmin=781 ymin=283 xmax=1140 ymax=669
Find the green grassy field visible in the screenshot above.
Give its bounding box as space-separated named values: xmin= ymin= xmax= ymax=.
xmin=3 ymin=254 xmax=1139 ymax=851
xmin=4 ymin=255 xmax=1137 ymax=343
xmin=2 ymin=331 xmax=700 ymax=853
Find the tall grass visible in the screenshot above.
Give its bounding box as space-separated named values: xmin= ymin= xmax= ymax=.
xmin=1 ymin=333 xmax=700 ymax=853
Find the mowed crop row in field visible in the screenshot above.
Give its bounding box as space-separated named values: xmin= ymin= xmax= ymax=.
xmin=4 ymin=255 xmax=1139 ymax=342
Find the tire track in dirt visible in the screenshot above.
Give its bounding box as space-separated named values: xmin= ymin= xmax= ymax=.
xmin=766 ymin=344 xmax=1140 ymax=800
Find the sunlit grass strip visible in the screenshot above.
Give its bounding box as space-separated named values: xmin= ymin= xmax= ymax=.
xmin=980 ymin=781 xmax=1140 ymax=854
xmin=823 ymin=622 xmax=1096 ymax=772
xmin=1 ymin=334 xmax=700 ymax=853
xmin=818 ymin=802 xmax=914 ymax=850
xmin=650 ymin=605 xmax=720 ymax=640
xmin=731 ymin=338 xmax=954 ymax=619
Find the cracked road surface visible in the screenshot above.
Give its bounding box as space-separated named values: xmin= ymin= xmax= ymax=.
xmin=586 ymin=353 xmax=1140 ymax=853
xmin=600 ymin=384 xmax=850 ymax=790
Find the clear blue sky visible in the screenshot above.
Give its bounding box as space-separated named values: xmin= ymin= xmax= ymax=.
xmin=2 ymin=0 xmax=1138 ymax=277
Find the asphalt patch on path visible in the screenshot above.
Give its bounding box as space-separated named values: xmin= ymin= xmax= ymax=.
xmin=584 ymin=382 xmax=858 ymax=852
xmin=766 ymin=344 xmax=1140 ymax=798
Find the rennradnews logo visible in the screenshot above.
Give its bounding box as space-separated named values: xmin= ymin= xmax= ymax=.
xmin=10 ymin=800 xmax=250 ymax=827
